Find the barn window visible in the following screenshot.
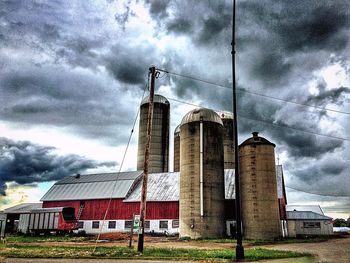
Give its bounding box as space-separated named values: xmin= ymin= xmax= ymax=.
xmin=303 ymin=222 xmax=321 ymax=228
xmin=124 ymin=220 xmax=132 ymax=229
xmin=77 ymin=221 xmax=84 ymax=229
xmin=145 ymin=220 xmax=150 ymax=229
xmin=172 ymin=220 xmax=179 ymax=228
xmin=159 ymin=220 xmax=168 ymax=229
xmin=108 ymin=221 xmax=116 ymax=229
xmin=92 ymin=221 xmax=100 ymax=229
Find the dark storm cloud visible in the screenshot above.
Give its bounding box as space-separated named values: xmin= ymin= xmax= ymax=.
xmin=0 ymin=65 xmax=134 ymax=144
xmin=250 ymin=51 xmax=292 ymax=86
xmin=274 ymin=131 xmax=343 ymax=158
xmin=0 ymin=1 xmax=63 ymax=50
xmin=0 ymin=181 xmax=6 ymax=196
xmin=238 ymin=1 xmax=350 ymax=53
xmin=104 ymin=43 xmax=162 ymax=85
xmin=288 ymin=157 xmax=350 ymax=196
xmin=0 ymin=137 xmax=116 ymax=195
xmin=273 ymin=2 xmax=350 ymax=52
xmin=0 ymin=0 xmax=113 ymax=70
xmin=166 ymin=18 xmax=193 ymax=34
xmin=56 ymin=36 xmax=103 ymax=69
xmin=197 ymin=12 xmax=231 ymax=45
xmin=306 ymin=86 xmax=350 ymax=106
xmin=145 ymin=0 xmax=169 ymax=20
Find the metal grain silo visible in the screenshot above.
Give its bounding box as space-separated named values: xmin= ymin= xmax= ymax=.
xmin=217 ymin=111 xmax=235 ymax=169
xmin=239 ymin=132 xmax=281 ymax=240
xmin=173 ymin=125 xmax=180 ymax=172
xmin=179 ymin=108 xmax=225 ymax=238
xmin=137 ymin=94 xmax=170 ymax=173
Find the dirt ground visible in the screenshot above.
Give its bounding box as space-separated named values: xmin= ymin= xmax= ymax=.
xmin=259 ymin=235 xmax=350 ymax=263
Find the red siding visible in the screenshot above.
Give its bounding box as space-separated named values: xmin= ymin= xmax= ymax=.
xmin=278 ymin=197 xmax=287 ymax=220
xmin=43 ymin=199 xmax=179 ymax=220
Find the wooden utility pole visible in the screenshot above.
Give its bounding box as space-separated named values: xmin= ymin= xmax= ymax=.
xmin=137 ymin=66 xmax=156 ymax=253
xmin=232 ymin=0 xmax=244 ymax=261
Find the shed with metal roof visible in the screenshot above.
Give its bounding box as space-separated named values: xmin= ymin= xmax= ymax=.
xmin=286 ymin=210 xmax=333 ymax=237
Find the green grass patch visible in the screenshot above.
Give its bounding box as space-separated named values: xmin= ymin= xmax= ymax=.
xmin=0 ymin=243 xmax=311 ymax=261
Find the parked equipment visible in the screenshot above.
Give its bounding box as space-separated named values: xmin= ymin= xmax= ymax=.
xmin=18 ymin=207 xmax=78 ymax=234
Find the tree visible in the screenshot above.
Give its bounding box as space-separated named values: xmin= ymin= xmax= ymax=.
xmin=347 ymin=217 xmax=350 ymax=227
xmin=333 ymin=218 xmax=347 ymax=227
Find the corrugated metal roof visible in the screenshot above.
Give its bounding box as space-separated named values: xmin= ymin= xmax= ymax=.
xmin=125 ymin=169 xmax=236 ymax=202
xmin=125 ymin=172 xmax=180 ymax=202
xmin=41 ymin=171 xmax=143 ymax=201
xmin=180 ymin=108 xmax=223 ymax=126
xmin=3 ymin=203 xmax=42 ymax=214
xmin=286 ymin=205 xmax=324 ymax=215
xmin=141 ymin=94 xmax=169 ymax=106
xmin=56 ymin=171 xmax=142 ymax=184
xmin=225 ymin=169 xmax=235 ymax=199
xmin=276 ymin=165 xmax=284 ymax=199
xmin=287 ymin=211 xmax=332 ymax=220
xmin=40 ymin=166 xmax=285 ymax=202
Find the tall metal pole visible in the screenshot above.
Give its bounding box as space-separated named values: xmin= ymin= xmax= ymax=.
xmin=232 ymin=0 xmax=244 ymax=260
xmin=137 ymin=66 xmax=156 ymax=253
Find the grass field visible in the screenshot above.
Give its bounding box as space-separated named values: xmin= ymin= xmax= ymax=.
xmin=0 ymin=242 xmax=311 ymax=261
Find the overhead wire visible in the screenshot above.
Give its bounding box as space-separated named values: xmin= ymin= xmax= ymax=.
xmin=167 ymin=97 xmax=350 ymax=142
xmin=286 ymin=186 xmax=350 ymax=197
xmin=158 ymin=68 xmax=350 ymax=116
xmin=93 ymin=75 xmax=149 ymax=252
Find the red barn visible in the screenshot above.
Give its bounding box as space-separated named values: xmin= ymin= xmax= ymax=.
xmin=41 ymin=167 xmax=286 ymax=236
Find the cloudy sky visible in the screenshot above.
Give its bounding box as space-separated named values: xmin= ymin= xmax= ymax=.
xmin=0 ymin=0 xmax=349 ymax=219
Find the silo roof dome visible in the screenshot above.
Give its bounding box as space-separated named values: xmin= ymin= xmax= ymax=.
xmin=240 ymin=132 xmax=275 ymax=147
xmin=180 ymin=108 xmax=223 ymax=126
xmin=174 ymin=124 xmax=181 ymax=134
xmin=141 ymin=94 xmax=169 ymax=106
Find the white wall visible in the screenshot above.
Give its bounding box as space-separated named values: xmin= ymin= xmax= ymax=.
xmin=287 ymin=220 xmax=333 ymax=237
xmin=76 ymin=219 xmax=180 ymax=235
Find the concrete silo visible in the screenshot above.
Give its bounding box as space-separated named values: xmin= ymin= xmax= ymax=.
xmin=217 ymin=111 xmax=235 ymax=169
xmin=137 ymin=94 xmax=170 ymax=173
xmin=179 ymin=108 xmax=225 ymax=238
xmin=173 ymin=125 xmax=180 ymax=172
xmin=239 ymin=132 xmax=281 ymax=240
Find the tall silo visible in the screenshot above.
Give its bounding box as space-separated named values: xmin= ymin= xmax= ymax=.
xmin=173 ymin=125 xmax=180 ymax=172
xmin=137 ymin=94 xmax=170 ymax=173
xmin=217 ymin=111 xmax=235 ymax=169
xmin=239 ymin=132 xmax=281 ymax=239
xmin=179 ymin=108 xmax=225 ymax=238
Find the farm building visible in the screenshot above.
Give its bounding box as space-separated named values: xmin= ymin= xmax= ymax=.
xmin=286 ymin=205 xmax=333 ymax=237
xmin=37 ymin=166 xmax=287 ymax=236
xmin=1 ymin=203 xmax=42 ymax=234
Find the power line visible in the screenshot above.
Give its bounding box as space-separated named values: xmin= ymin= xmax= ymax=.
xmin=93 ymin=77 xmax=149 ymax=251
xmin=167 ymin=97 xmax=350 ymax=142
xmin=158 ymin=68 xmax=350 ymax=116
xmin=238 ymin=114 xmax=350 ymax=142
xmin=286 ymin=186 xmax=350 ymax=197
